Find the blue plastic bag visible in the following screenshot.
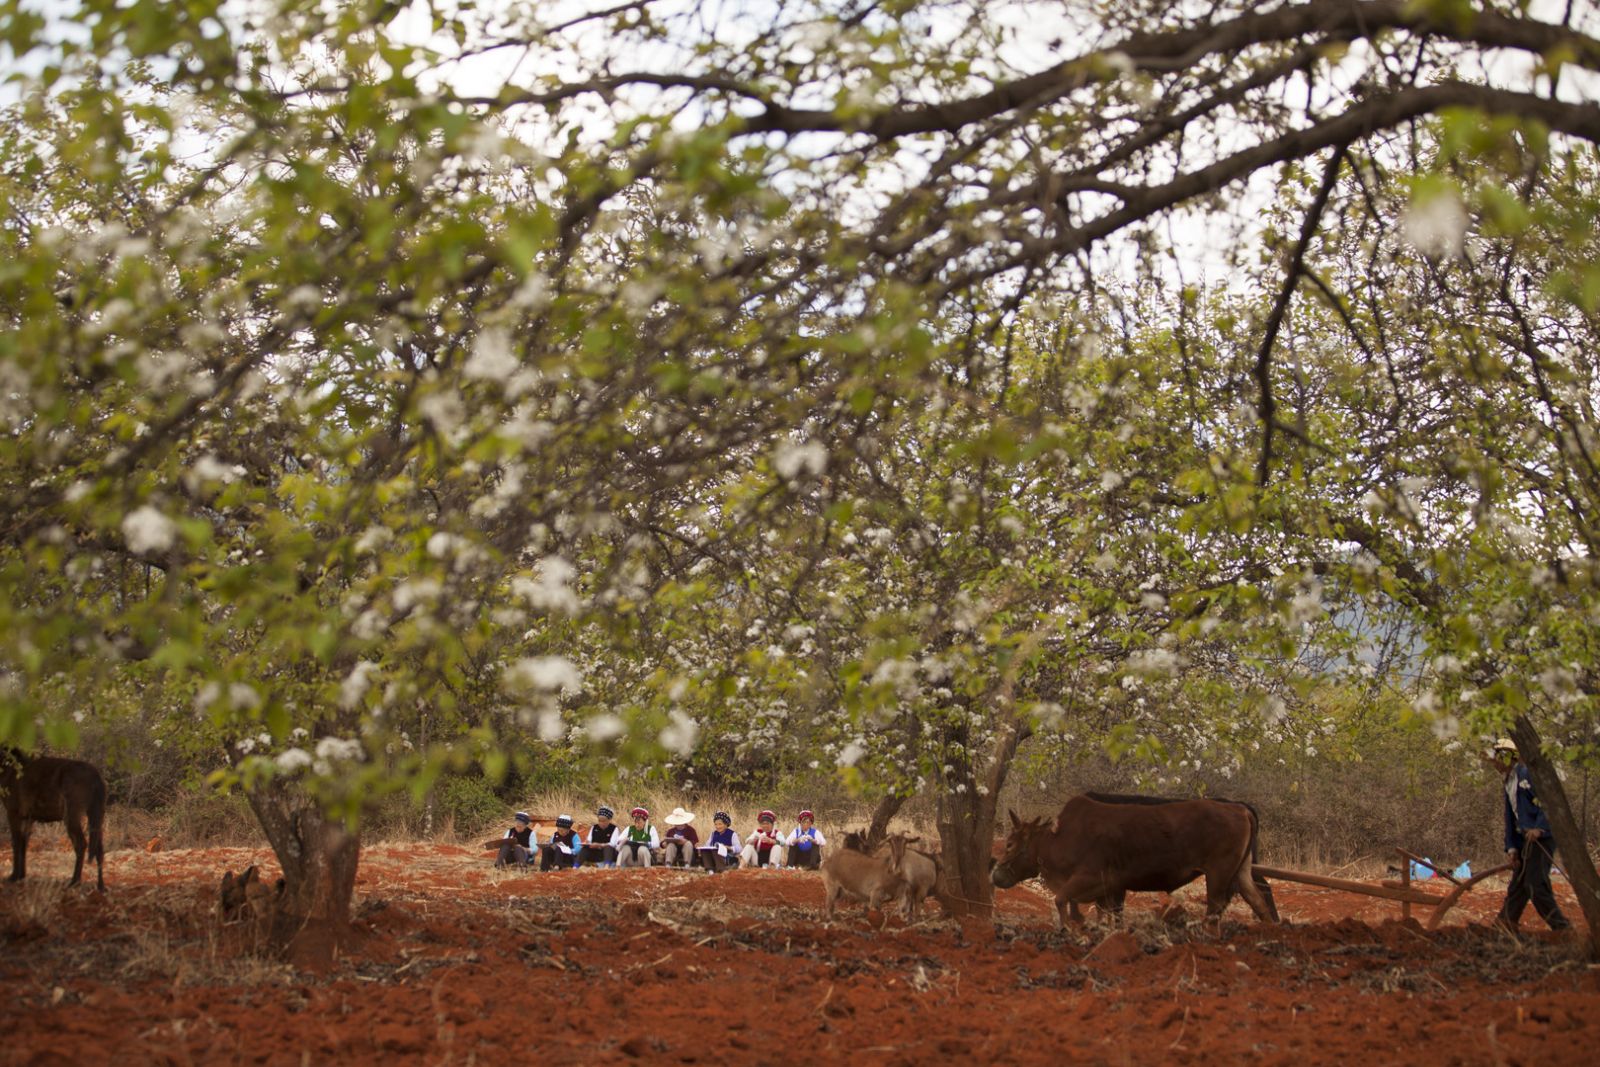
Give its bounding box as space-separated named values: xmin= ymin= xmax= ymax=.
xmin=1409 ymin=859 xmax=1435 ymax=880
xmin=1453 ymin=860 xmax=1471 ymax=879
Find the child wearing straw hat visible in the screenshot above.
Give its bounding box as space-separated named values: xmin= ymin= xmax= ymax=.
xmin=741 ymin=810 xmax=784 ymax=869
xmin=660 ymin=807 xmax=701 ymax=868
xmin=616 ymin=806 xmax=660 ymax=867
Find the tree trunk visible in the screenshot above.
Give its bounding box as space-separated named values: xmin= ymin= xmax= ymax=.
xmin=935 ymin=784 xmax=995 ymax=918
xmin=1509 ymin=715 xmax=1600 ymax=956
xmin=244 ymin=776 xmax=361 ymax=965
xmin=933 ymin=712 xmax=1031 ymax=920
xmin=863 ymin=793 xmax=905 ymax=850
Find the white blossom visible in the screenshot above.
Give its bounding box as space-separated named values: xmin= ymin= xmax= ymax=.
xmin=619 ymin=278 xmax=664 ymax=314
xmin=276 ymin=747 xmax=313 ymax=774
xmin=193 ymin=681 xmax=221 ymax=715
xmin=871 ymin=658 xmax=918 ymax=693
xmin=504 ymin=655 xmax=584 ymax=694
xmin=339 ymin=661 xmax=380 ymax=710
xmin=534 ymin=709 xmax=565 ymax=742
xmin=314 ymin=736 xmax=364 ymax=763
xmin=837 ymin=740 xmax=865 ymax=767
xmin=773 ymin=439 xmax=828 ymax=480
xmin=511 ymin=556 xmax=581 ymax=615
xmin=660 ymin=709 xmax=700 ymax=755
xmin=393 ymin=578 xmax=442 ymax=611
xmin=354 ymin=525 xmax=393 ymax=554
xmin=1401 ymin=189 xmax=1468 ymax=259
xmin=584 ymin=713 xmax=627 ymax=743
xmin=122 ymin=505 xmax=177 ymax=555
xmin=228 ymin=683 xmax=261 ymax=711
xmin=510 ymin=273 xmax=552 ymax=311
xmin=464 ymin=326 xmax=519 ymax=383
xmin=1103 ymin=51 xmax=1135 ymax=75
xmin=1537 ymin=666 xmax=1580 ymax=705
xmin=426 ymin=531 xmax=459 ymax=559
xmin=182 ymin=454 xmax=244 ymax=494
xmin=1288 ymin=581 xmax=1324 ymax=625
xmin=1430 ymin=714 xmax=1461 ymax=741
xmin=418 ymin=390 xmax=466 ymax=442
xmin=284 ymin=285 xmax=322 ymax=313
xmin=1126 ymin=648 xmax=1182 ymax=677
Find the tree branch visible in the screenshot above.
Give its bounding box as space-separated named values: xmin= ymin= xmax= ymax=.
xmin=1256 ymin=144 xmax=1347 ymax=486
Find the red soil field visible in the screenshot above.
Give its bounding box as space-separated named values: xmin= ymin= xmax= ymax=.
xmin=2 ymin=843 xmax=1596 ymax=1065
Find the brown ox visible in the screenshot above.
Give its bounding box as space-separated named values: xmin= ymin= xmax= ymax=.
xmin=990 ymin=795 xmax=1277 ymax=928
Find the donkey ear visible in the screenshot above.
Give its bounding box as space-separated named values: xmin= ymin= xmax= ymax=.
xmin=221 ymin=870 xmax=236 ymax=889
xmin=1008 ymin=809 xmax=1021 ymax=828
xmin=242 ymin=865 xmax=260 ymax=885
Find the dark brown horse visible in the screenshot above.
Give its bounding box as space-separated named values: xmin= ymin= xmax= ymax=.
xmin=992 ymin=794 xmax=1277 ymax=929
xmin=1 ymin=747 xmax=107 ymax=890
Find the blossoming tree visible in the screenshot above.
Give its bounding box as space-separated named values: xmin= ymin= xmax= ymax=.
xmin=4 ymin=0 xmax=1600 ymax=942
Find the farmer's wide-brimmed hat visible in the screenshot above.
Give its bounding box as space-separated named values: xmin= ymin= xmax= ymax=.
xmin=1491 ymin=737 xmax=1518 ymax=755
xmin=631 ymin=806 xmax=650 ymax=819
xmin=664 ymin=807 xmax=695 ymax=826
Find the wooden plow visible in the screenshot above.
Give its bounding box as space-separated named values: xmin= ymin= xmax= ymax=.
xmin=1253 ymin=849 xmax=1511 ymax=930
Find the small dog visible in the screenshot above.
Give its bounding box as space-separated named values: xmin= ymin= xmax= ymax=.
xmin=219 ymin=864 xmax=285 ymax=928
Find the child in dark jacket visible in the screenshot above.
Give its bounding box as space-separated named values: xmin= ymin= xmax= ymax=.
xmin=581 ymin=806 xmax=620 ymax=867
xmin=495 ymin=812 xmax=535 ymax=869
xmin=700 ymin=811 xmax=742 ymax=873
xmin=541 ymin=814 xmax=582 ymax=870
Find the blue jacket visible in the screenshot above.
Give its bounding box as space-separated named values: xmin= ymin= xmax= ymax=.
xmin=1503 ymin=763 xmax=1555 ymax=853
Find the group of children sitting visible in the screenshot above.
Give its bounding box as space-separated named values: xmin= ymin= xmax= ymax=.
xmin=493 ymin=805 xmax=827 ymax=873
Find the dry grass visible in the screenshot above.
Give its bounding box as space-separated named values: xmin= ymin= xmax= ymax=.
xmin=7 ymin=877 xmax=65 ymax=927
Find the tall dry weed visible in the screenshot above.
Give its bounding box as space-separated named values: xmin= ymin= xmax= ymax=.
xmin=5 ymin=878 xmax=64 ymax=927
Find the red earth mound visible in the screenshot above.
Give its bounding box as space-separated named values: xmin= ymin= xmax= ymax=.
xmin=1 ymin=843 xmax=1595 ymax=1065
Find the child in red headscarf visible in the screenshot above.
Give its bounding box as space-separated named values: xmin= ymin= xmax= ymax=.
xmin=741 ymin=809 xmax=784 ymax=868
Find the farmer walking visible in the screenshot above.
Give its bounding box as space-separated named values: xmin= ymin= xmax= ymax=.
xmin=1487 ymin=738 xmax=1571 ymax=934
